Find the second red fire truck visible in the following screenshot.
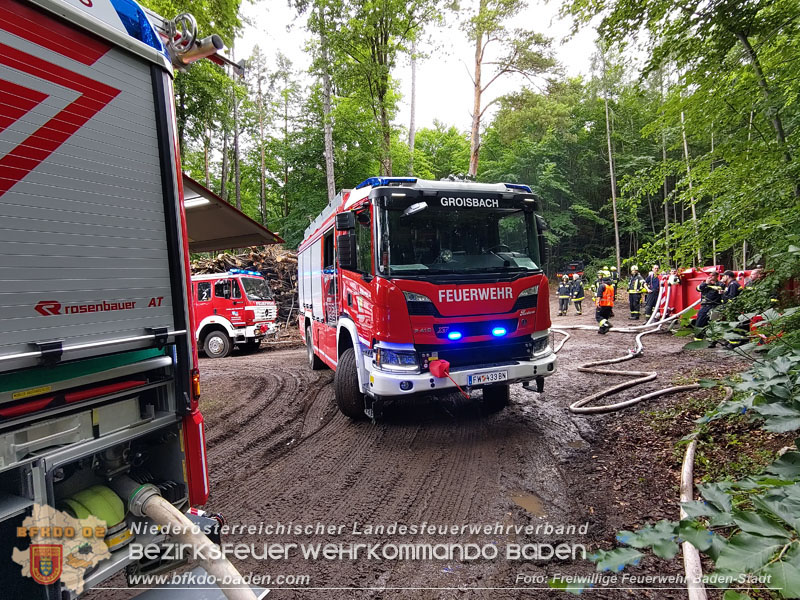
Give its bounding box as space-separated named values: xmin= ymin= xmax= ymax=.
xmin=192 ymin=270 xmax=278 ymax=358
xmin=298 ymin=177 xmax=557 ymax=419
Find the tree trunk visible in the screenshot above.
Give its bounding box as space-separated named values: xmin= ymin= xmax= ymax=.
xmin=408 ymin=38 xmax=417 ymax=176
xmin=257 ymin=76 xmax=267 ymax=225
xmin=283 ymin=88 xmax=289 ymax=218
xmin=735 ymin=31 xmax=797 ymax=197
xmin=318 ymin=5 xmax=336 ymax=202
xmin=469 ymin=28 xmax=484 ymax=178
xmin=231 ymin=46 xmax=241 ymax=211
xmin=602 ymin=82 xmax=621 ymax=273
xmin=680 ymin=110 xmax=701 ymax=265
xmin=220 ymin=129 xmax=229 ymax=201
xmin=203 ymin=130 xmax=210 ymax=188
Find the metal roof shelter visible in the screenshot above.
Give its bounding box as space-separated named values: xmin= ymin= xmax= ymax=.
xmin=183 ymin=174 xmax=283 ymax=252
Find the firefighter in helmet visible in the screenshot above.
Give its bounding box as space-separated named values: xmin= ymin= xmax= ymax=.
xmin=557 ymin=275 xmax=571 ymax=316
xmin=694 ymin=271 xmax=724 ymax=340
xmin=570 ymin=273 xmax=584 ymax=315
xmin=595 ymin=270 xmax=615 ymax=333
xmin=609 ymin=266 xmax=619 ymax=299
xmin=627 ymin=265 xmax=646 ymax=320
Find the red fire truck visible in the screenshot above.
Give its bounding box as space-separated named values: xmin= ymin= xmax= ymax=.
xmin=298 ymin=177 xmax=557 ymax=419
xmin=0 ymin=0 xmax=241 ymax=597
xmin=192 ymin=269 xmax=279 ymax=358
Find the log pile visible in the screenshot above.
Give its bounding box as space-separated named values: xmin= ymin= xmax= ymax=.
xmin=190 ymin=247 xmax=299 ymax=330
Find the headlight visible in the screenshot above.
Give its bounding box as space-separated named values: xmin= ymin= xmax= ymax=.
xmin=532 ymin=334 xmax=550 ymax=355
xmin=403 ymin=291 xmax=432 ymax=303
xmin=519 ymin=285 xmax=539 ymax=297
xmin=375 ymin=347 xmax=419 ymax=372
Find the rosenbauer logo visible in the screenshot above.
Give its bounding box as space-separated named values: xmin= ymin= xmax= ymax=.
xmin=34 ymin=299 xmax=142 ymax=316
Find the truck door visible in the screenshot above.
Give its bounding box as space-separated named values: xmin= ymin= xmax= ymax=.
xmin=322 ymin=231 xmax=337 ymax=352
xmin=214 ymin=278 xmax=245 ymax=328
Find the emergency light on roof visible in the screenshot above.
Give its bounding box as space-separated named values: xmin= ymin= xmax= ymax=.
xmin=504 ymin=183 xmax=533 ymax=193
xmin=355 ymin=177 xmax=418 ymax=190
xmin=228 ymin=269 xmax=261 ymax=277
xmin=84 ymin=0 xmax=167 ymax=56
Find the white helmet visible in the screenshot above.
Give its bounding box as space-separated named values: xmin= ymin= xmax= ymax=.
xmin=631 ymin=265 xmax=639 ymax=273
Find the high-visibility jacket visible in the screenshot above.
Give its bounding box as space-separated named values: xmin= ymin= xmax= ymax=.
xmin=557 ymin=282 xmax=571 ymax=298
xmin=628 ymin=274 xmax=646 ymax=294
xmin=598 ymin=282 xmax=615 ymax=307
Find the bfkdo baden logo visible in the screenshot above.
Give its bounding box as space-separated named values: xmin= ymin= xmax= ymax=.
xmin=30 ymin=544 xmax=63 ymax=585
xmin=13 ymin=503 xmax=111 ymax=594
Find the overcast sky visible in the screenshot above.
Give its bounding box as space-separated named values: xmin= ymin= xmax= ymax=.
xmin=237 ymin=1 xmax=598 ymax=133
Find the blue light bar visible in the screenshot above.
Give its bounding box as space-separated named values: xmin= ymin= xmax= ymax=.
xmin=447 ymin=331 xmax=463 ymax=341
xmin=503 ymin=183 xmax=533 ymax=193
xmin=355 ymin=177 xmax=418 ymax=190
xmin=110 ymin=0 xmax=165 ymax=53
xmin=492 ymin=327 xmax=507 ymax=337
xmin=229 ymin=268 xmax=261 ymax=277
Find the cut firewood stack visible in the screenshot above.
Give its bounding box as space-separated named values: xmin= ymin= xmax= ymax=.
xmin=191 ymin=246 xmax=299 ymax=334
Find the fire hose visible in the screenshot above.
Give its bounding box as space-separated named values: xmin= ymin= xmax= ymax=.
xmin=551 ymin=299 xmax=702 ymax=414
xmin=111 ymin=476 xmax=258 ymax=600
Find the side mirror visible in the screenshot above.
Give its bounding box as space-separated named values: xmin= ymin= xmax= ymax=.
xmin=535 ymin=215 xmax=549 ymax=266
xmin=337 ymin=232 xmax=357 ymax=271
xmin=336 ymin=212 xmax=355 ymax=231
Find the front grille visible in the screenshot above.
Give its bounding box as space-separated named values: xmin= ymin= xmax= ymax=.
xmin=511 ymin=294 xmax=537 ymax=311
xmin=417 ymin=336 xmax=533 ymax=371
xmin=407 ymin=301 xmax=440 ymax=316
xmin=254 ymin=306 xmax=277 ymax=321
xmin=432 ymin=318 xmax=518 ymax=339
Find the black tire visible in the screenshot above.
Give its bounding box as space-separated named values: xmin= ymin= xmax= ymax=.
xmin=334 ymin=347 xmax=366 ymax=420
xmin=203 ymin=331 xmax=231 ymax=358
xmin=306 ymin=327 xmax=325 ymax=370
xmin=482 ymin=384 xmax=510 ymax=412
xmin=241 ymin=340 xmax=261 ymax=354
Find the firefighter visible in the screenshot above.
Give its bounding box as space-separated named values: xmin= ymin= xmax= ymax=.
xmin=571 ymin=273 xmax=584 ymax=315
xmin=557 ymin=275 xmax=571 ymax=316
xmin=595 ymin=272 xmax=615 ymax=333
xmin=694 ymin=271 xmax=724 ymax=340
xmin=627 ymin=265 xmax=646 ymax=319
xmin=644 ymin=264 xmax=661 ymax=319
xmin=721 ymin=270 xmax=741 ymax=302
xmin=609 ymin=266 xmax=619 ymax=299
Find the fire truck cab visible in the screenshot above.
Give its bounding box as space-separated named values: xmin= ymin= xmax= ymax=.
xmin=298 ymin=177 xmax=557 ymax=419
xmin=192 ymin=270 xmax=278 ymax=358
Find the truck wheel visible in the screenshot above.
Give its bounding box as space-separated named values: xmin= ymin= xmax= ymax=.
xmin=203 ymin=331 xmax=231 ymax=358
xmin=483 ymin=384 xmax=510 ymax=412
xmin=306 ymin=327 xmax=325 ymax=370
xmin=334 ymin=348 xmax=366 ymax=420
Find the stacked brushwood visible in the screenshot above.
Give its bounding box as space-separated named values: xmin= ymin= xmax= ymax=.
xmin=191 ymin=247 xmax=299 ymax=333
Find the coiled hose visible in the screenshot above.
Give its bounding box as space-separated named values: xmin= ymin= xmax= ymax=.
xmin=551 ymin=299 xmax=702 ymax=414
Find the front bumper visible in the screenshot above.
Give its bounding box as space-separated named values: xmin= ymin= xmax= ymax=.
xmin=366 ymin=350 xmax=557 ymax=398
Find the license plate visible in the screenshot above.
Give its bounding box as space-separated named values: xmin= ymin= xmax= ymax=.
xmin=468 ymin=370 xmax=508 ymax=385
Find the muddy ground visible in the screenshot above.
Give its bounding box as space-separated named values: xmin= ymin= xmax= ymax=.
xmin=87 ymin=296 xmax=753 ymax=599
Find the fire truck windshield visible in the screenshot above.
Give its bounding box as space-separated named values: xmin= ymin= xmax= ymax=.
xmin=380 ymin=203 xmax=539 ymax=277
xmin=241 ymin=277 xmax=273 ymax=300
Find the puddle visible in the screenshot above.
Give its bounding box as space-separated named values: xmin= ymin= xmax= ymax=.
xmin=510 ymin=492 xmax=547 ymax=517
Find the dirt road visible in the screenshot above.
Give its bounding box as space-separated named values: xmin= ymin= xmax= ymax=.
xmin=88 ymin=300 xmax=739 ymax=598
xmin=191 ymin=301 xmax=734 ymax=599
